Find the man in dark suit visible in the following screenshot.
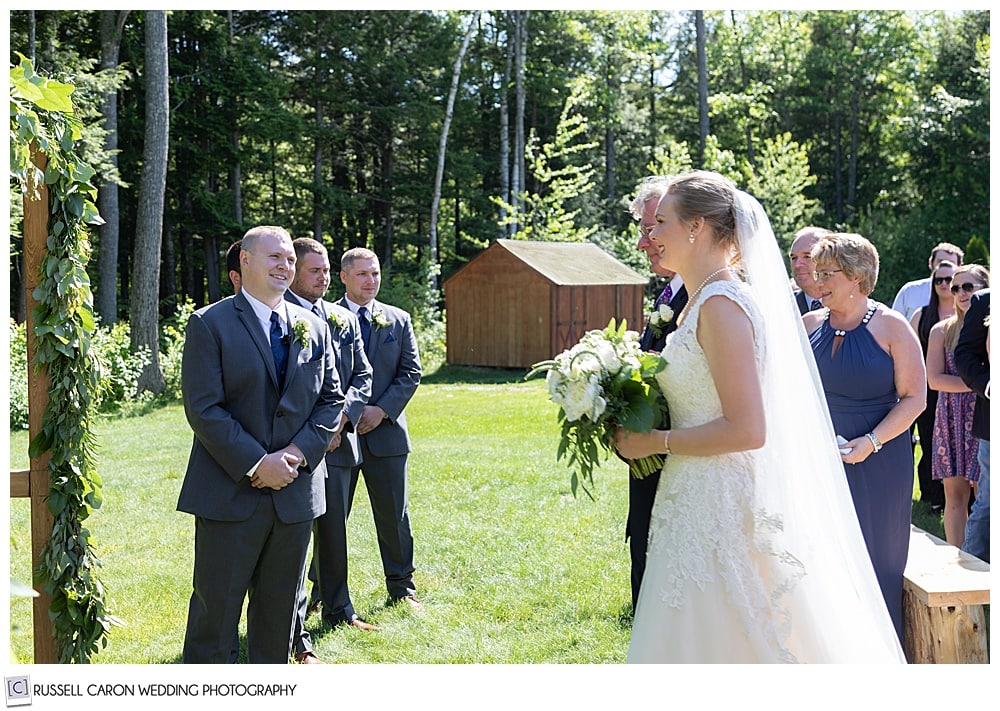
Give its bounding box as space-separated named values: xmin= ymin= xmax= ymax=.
xmin=337 ymin=247 xmax=423 ymax=608
xmin=178 ymin=225 xmax=343 ymax=663
xmin=626 ymin=177 xmax=688 ymax=612
xmin=955 ymin=288 xmax=989 ymax=562
xmin=788 ymin=226 xmax=830 ymax=314
xmin=285 ymin=238 xmax=375 ymax=664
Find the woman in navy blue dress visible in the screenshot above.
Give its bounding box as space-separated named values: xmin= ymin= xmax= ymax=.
xmin=804 ymin=233 xmax=926 ymax=642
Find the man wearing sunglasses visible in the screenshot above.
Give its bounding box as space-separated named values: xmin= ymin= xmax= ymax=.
xmin=891 ymin=242 xmax=964 ymax=321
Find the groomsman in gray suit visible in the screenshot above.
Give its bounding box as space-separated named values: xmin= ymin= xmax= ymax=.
xmin=337 ymin=247 xmax=423 ymax=609
xmin=285 ymin=238 xmax=375 ymax=664
xmin=178 ymin=225 xmax=343 ymax=663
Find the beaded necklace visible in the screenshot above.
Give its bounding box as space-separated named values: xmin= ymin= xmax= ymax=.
xmin=827 ymin=300 xmax=876 ymax=337
xmin=677 ymin=266 xmax=732 ymax=325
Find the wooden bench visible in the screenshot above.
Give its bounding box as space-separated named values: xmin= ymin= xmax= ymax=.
xmin=903 ymin=524 xmax=990 ymax=663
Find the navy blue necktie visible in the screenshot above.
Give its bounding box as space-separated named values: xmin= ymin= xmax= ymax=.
xmin=358 ymin=306 xmax=372 ymax=350
xmin=810 ymin=299 xmax=822 ymax=311
xmin=269 ymin=311 xmax=288 ymax=383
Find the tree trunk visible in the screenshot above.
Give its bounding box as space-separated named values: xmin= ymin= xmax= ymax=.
xmin=96 ymin=10 xmax=129 ymax=325
xmin=228 ymin=11 xmax=243 ymax=227
xmin=499 ymin=12 xmax=512 ymax=238
xmin=130 ymin=10 xmax=169 ymax=394
xmin=833 ymin=110 xmax=843 ymax=222
xmin=313 ymin=99 xmax=324 ymax=241
xmin=848 ymin=89 xmax=859 ymax=221
xmin=696 ymin=10 xmax=709 ymax=167
xmin=512 ymin=10 xmax=528 ymax=234
xmin=160 ymin=218 xmax=175 ymax=314
xmin=647 ymin=16 xmax=657 ymax=167
xmin=730 ymin=11 xmax=755 ymax=168
xmin=430 ymin=10 xmax=480 ymax=292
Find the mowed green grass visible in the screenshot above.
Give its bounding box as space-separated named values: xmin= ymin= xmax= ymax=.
xmin=8 ymin=373 xmax=635 ymax=663
xmin=7 ymin=365 xmax=947 ymax=663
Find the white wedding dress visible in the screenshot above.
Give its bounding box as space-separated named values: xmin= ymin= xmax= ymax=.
xmin=625 ymin=185 xmax=903 ymax=663
xmin=627 ymin=276 xmax=905 ymax=663
xmin=628 ymin=280 xmax=800 ymax=662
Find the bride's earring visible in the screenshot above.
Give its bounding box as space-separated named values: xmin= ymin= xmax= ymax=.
xmin=688 ymin=233 xmax=695 ymax=244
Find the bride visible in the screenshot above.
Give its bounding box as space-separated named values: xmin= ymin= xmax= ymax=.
xmin=615 ymin=171 xmax=905 ymax=663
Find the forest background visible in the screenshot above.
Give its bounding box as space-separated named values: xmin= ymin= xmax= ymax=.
xmin=7 ymin=9 xmax=991 ymax=395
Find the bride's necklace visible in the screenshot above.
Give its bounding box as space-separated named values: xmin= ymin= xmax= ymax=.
xmin=677 ymin=266 xmax=732 ymax=324
xmin=689 ymin=266 xmax=732 ymax=304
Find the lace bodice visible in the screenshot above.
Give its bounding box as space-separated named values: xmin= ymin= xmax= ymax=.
xmin=656 ymin=280 xmax=764 ymax=428
xmin=644 ymin=280 xmax=796 ymax=660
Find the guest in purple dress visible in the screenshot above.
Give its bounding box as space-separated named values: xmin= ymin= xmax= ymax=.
xmin=803 ymin=233 xmax=926 ymax=643
xmin=926 ymin=264 xmax=990 ymax=546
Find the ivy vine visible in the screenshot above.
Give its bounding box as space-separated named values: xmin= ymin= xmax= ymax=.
xmin=10 ymin=53 xmax=122 ymax=662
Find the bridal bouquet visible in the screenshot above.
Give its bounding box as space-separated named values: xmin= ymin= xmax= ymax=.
xmin=526 ymin=319 xmax=669 ymax=498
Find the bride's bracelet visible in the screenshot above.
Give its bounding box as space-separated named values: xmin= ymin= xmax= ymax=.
xmin=663 ymin=430 xmax=672 ymax=455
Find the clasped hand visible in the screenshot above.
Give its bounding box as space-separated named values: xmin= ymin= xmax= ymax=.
xmin=251 ymin=447 xmax=302 ymax=489
xmin=356 ymin=405 xmax=386 ymax=436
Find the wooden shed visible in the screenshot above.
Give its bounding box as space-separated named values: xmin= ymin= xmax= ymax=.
xmin=444 ymin=239 xmax=649 ymax=369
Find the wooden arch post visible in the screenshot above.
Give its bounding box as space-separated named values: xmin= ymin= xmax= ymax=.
xmin=21 ymin=144 xmax=57 ymax=663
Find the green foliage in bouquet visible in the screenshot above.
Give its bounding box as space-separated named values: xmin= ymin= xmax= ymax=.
xmin=527 ymin=318 xmax=668 ymax=499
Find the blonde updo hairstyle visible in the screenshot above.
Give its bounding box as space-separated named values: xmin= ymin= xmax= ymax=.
xmin=810 ymin=233 xmax=880 ymax=296
xmin=664 ymin=170 xmax=740 ymax=256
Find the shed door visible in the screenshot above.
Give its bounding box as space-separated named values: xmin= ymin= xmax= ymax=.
xmin=554 ymin=286 xmax=587 ymax=352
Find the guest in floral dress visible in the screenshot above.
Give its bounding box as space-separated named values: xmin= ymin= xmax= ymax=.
xmin=926 ymin=264 xmax=991 ymax=546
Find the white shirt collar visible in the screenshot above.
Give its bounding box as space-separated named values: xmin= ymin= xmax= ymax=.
xmin=242 ymin=289 xmax=288 ymax=335
xmin=343 ymin=297 xmax=374 ymax=316
xmin=288 ymin=290 xmax=317 ymax=311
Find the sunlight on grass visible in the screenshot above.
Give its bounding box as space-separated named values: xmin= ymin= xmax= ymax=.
xmin=8 ymin=378 xmax=945 ymax=663
xmin=8 ymin=381 xmax=634 ymax=663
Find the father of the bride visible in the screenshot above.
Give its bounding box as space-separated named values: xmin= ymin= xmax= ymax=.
xmin=178 ymin=225 xmax=343 ymax=663
xmin=626 ymin=177 xmax=687 ymax=612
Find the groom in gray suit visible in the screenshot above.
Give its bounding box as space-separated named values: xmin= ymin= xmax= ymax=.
xmin=178 ymin=225 xmax=343 ymax=663
xmin=337 ymin=247 xmax=423 ymax=608
xmin=285 ymin=238 xmax=375 ymax=664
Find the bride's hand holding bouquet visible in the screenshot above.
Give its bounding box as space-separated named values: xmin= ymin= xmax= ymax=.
xmin=526 ymin=318 xmax=669 ymax=499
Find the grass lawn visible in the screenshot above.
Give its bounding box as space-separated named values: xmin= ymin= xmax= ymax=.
xmin=7 ymin=365 xmax=948 ymax=663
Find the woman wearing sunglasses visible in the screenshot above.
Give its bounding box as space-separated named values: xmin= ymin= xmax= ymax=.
xmin=925 ymin=264 xmax=990 ymax=546
xmin=907 ymin=261 xmax=958 ymax=513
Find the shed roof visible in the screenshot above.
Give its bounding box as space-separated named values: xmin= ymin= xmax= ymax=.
xmin=493 ymin=239 xmax=648 ymax=286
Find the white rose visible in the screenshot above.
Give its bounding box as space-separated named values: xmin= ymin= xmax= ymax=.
xmin=657 ymin=303 xmax=674 ymax=324
xmin=561 ymin=379 xmax=592 ymax=421
xmin=593 ymin=339 xmax=621 ymax=375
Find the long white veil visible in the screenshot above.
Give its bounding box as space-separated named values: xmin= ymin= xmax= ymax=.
xmin=733 ymin=190 xmax=906 ymax=662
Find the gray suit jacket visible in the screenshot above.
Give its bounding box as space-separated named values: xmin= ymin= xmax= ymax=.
xmin=337 ymin=297 xmax=421 ymax=457
xmin=287 ymin=293 xmax=373 ymax=467
xmin=177 ymin=292 xmax=343 ymax=524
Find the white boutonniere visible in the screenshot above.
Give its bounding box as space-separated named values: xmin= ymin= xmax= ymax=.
xmin=292 ymin=318 xmax=310 ymax=346
xmin=648 ymin=303 xmax=675 ymax=336
xmin=371 ymin=310 xmax=391 ymax=329
xmin=328 ymin=310 xmax=349 ymax=333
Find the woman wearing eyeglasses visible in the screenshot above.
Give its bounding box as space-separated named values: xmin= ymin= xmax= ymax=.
xmin=925 ymin=265 xmax=990 ymax=546
xmin=907 ymin=261 xmax=958 ymax=514
xmin=802 ymin=233 xmax=926 ymax=644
